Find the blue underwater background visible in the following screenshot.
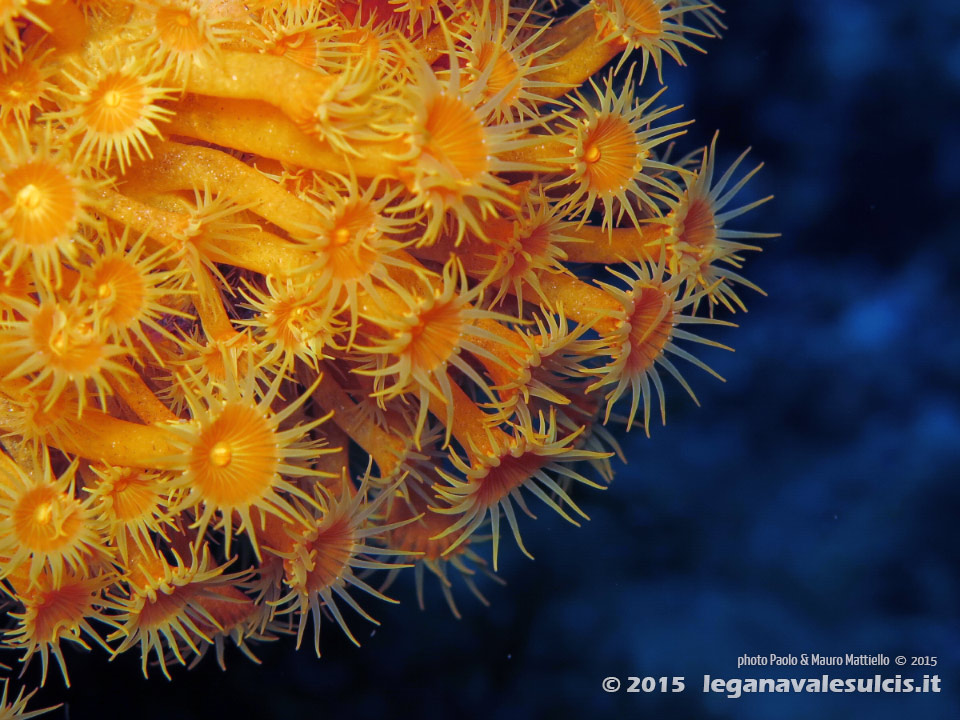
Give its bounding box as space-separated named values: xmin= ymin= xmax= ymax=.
xmin=43 ymin=0 xmax=960 ymax=718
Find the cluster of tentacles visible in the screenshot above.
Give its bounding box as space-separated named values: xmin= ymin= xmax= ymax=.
xmin=0 ymin=0 xmax=773 ymax=710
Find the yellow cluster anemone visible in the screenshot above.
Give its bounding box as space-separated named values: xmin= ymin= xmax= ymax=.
xmin=0 ymin=0 xmax=773 ymax=702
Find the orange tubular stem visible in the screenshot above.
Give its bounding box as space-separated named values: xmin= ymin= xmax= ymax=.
xmin=166 ymin=95 xmax=403 ymax=177
xmin=207 ymin=228 xmax=314 ymax=277
xmin=428 ymin=382 xmax=510 ymax=465
xmin=190 ymin=261 xmax=238 ymax=343
xmin=537 ymin=273 xmax=623 ymax=336
xmin=410 ymin=246 xmax=623 ymax=335
xmin=562 ymin=223 xmax=672 ymax=263
xmin=93 ymin=188 xmax=191 ymax=247
xmin=47 ymin=409 xmax=179 ymax=468
xmin=469 ymin=318 xmax=525 ymax=386
xmin=31 ymin=0 xmax=88 ymax=54
xmin=530 ymin=5 xmax=622 ymax=99
xmin=309 ymin=365 xmax=407 ymax=478
xmin=96 ymin=188 xmax=311 ymax=276
xmin=111 ymin=361 xmax=179 ymax=424
xmin=494 ymin=134 xmax=569 ymax=168
xmin=312 ymin=422 xmax=351 ymax=489
xmin=122 ymin=143 xmax=327 ymax=235
xmin=411 ymin=21 xmax=449 ymax=64
xmin=184 ymin=50 xmax=336 ymax=126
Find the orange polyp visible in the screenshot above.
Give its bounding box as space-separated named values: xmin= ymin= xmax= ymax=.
xmin=476 ymin=42 xmax=522 ymax=106
xmin=675 ymin=195 xmax=717 ymax=250
xmin=592 ymin=0 xmax=723 ymax=83
xmin=396 ymin=54 xmax=544 ymax=244
xmin=1 ymin=160 xmax=80 ymax=250
xmin=421 ymin=93 xmax=489 ymax=182
xmin=87 ymin=258 xmax=144 ymax=328
xmin=0 ymin=381 xmax=80 ymax=450
xmin=22 ymin=572 xmax=98 ymax=638
xmin=404 ymin=301 xmax=462 ymax=374
xmin=52 ymin=57 xmax=177 ymax=172
xmin=286 ymin=515 xmax=354 ymax=593
xmin=0 ymin=458 xmax=107 ymax=589
xmin=659 ymin=135 xmax=773 ymax=312
xmin=617 ymin=0 xmax=663 ymax=36
xmin=187 ymin=404 xmax=278 ymax=507
xmin=6 ymin=566 xmax=114 ymax=686
xmin=87 ymin=464 xmax=176 ymax=561
xmin=8 ymin=299 xmax=121 ymax=408
xmin=317 ymin=201 xmax=381 ymax=282
xmin=96 ymin=470 xmax=161 ymax=523
xmin=577 ymin=115 xmax=643 ymax=193
xmin=622 ymin=286 xmax=673 ymax=373
xmin=433 ymin=413 xmax=607 ymax=569
xmin=109 ymin=544 xmax=243 ymax=679
xmin=387 ymin=496 xmax=462 ymax=561
xmin=0 ymin=44 xmax=56 ymax=127
xmin=472 ymin=448 xmax=546 ymax=510
xmin=154 ymin=3 xmax=207 ymax=52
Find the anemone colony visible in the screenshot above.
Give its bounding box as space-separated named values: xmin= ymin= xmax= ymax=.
xmin=0 ymin=0 xmax=773 ymax=711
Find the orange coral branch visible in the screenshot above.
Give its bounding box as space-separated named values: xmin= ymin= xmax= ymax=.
xmin=165 ymin=95 xmax=403 ymax=177
xmin=111 ymin=360 xmax=179 ymax=424
xmin=529 ymin=6 xmax=621 ymax=98
xmin=183 ymin=51 xmax=336 ymax=126
xmin=562 ymin=223 xmax=672 ymax=263
xmin=308 ymin=365 xmax=407 ymax=478
xmin=122 ymin=142 xmax=326 ymax=234
xmin=29 ymin=0 xmax=88 ymax=53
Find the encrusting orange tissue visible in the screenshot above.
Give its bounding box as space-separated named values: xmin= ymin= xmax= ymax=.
xmin=0 ymin=0 xmax=774 ymax=711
